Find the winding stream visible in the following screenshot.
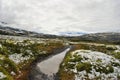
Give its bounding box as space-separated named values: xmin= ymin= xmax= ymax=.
xmin=37 ymin=48 xmax=70 ymax=75
xmin=29 ymin=47 xmax=70 ymax=80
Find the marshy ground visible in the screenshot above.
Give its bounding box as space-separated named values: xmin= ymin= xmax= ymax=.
xmin=0 ymin=35 xmax=120 ymax=80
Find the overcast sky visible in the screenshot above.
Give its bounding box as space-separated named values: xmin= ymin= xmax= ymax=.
xmin=0 ymin=0 xmax=120 ymax=34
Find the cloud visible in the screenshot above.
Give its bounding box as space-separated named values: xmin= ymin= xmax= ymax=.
xmin=0 ymin=0 xmax=120 ymax=34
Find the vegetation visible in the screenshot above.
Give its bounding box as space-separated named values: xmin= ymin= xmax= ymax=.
xmin=76 ymin=62 xmax=92 ymax=73
xmin=0 ymin=38 xmax=65 ymax=80
xmin=0 ymin=36 xmax=119 ymax=80
xmin=59 ymin=42 xmax=120 ymax=80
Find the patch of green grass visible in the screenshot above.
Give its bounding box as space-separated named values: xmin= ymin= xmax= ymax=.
xmin=111 ymin=52 xmax=120 ymax=59
xmin=111 ymin=62 xmax=120 ymax=67
xmin=0 ymin=46 xmax=10 ymax=56
xmin=94 ymin=65 xmax=114 ymax=74
xmin=96 ymin=59 xmax=102 ymax=63
xmin=70 ymin=54 xmax=82 ymax=62
xmin=76 ymin=62 xmax=92 ymax=73
xmin=106 ymin=46 xmax=117 ymax=51
xmin=66 ymin=63 xmax=75 ymax=69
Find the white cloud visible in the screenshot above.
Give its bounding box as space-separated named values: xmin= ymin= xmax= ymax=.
xmin=0 ymin=0 xmax=120 ymax=34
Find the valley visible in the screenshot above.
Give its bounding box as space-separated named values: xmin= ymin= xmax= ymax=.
xmin=0 ymin=26 xmax=119 ymax=80
xmin=0 ymin=34 xmax=119 ymax=80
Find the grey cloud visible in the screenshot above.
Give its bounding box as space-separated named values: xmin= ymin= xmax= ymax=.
xmin=0 ymin=0 xmax=120 ymax=34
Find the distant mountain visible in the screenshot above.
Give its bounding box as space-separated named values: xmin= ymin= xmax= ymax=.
xmin=81 ymin=32 xmax=120 ymax=41
xmin=70 ymin=32 xmax=120 ymax=44
xmin=0 ymin=22 xmax=57 ymax=38
xmin=58 ymin=32 xmax=86 ymax=36
xmin=0 ymin=22 xmax=120 ymax=44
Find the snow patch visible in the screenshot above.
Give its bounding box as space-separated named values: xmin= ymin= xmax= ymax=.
xmin=0 ymin=72 xmax=6 ymax=79
xmin=70 ymin=50 xmax=120 ymax=80
xmin=9 ymin=53 xmax=30 ymax=64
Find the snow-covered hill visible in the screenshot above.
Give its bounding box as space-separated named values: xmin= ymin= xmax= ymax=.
xmin=58 ymin=32 xmax=86 ymax=36
xmin=0 ymin=22 xmax=57 ymax=38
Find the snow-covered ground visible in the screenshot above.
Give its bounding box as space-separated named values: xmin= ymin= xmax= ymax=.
xmin=9 ymin=53 xmax=30 ymax=64
xmin=0 ymin=72 xmax=6 ymax=79
xmin=115 ymin=45 xmax=120 ymax=52
xmin=67 ymin=50 xmax=120 ymax=80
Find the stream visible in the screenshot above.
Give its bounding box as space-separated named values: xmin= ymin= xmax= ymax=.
xmin=29 ymin=47 xmax=71 ymax=80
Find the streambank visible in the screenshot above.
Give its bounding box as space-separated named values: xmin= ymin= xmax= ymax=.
xmin=28 ymin=46 xmax=71 ymax=80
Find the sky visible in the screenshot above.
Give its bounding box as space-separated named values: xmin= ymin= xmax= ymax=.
xmin=0 ymin=0 xmax=120 ymax=34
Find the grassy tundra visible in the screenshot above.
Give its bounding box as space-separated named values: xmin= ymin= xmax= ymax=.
xmin=0 ymin=38 xmax=65 ymax=80
xmin=59 ymin=43 xmax=120 ymax=80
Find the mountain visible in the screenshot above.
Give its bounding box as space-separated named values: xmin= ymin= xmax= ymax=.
xmin=81 ymin=32 xmax=120 ymax=42
xmin=0 ymin=22 xmax=120 ymax=44
xmin=69 ymin=32 xmax=120 ymax=44
xmin=0 ymin=22 xmax=57 ymax=38
xmin=58 ymin=32 xmax=86 ymax=36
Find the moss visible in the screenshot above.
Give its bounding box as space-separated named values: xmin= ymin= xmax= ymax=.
xmin=111 ymin=62 xmax=120 ymax=67
xmin=66 ymin=63 xmax=75 ymax=69
xmin=106 ymin=65 xmax=114 ymax=73
xmin=94 ymin=65 xmax=114 ymax=74
xmin=112 ymin=52 xmax=120 ymax=59
xmin=70 ymin=55 xmax=82 ymax=62
xmin=0 ymin=46 xmax=10 ymax=56
xmin=76 ymin=62 xmax=92 ymax=73
xmin=106 ymin=46 xmax=117 ymax=51
xmin=96 ymin=59 xmax=102 ymax=63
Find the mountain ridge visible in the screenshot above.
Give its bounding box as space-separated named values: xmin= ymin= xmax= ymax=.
xmin=0 ymin=21 xmax=120 ymax=44
xmin=68 ymin=32 xmax=120 ymax=44
xmin=0 ymin=22 xmax=57 ymax=38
